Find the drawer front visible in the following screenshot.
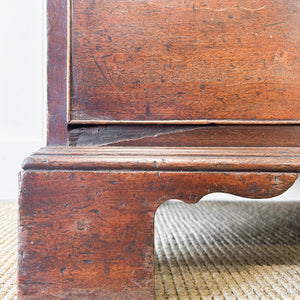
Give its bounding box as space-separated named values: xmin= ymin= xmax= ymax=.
xmin=70 ymin=0 xmax=300 ymax=123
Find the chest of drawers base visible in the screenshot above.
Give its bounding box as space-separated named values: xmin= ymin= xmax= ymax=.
xmin=18 ymin=147 xmax=300 ymax=299
xmin=18 ymin=0 xmax=300 ymax=298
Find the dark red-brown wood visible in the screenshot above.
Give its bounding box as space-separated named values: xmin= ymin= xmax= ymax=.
xmin=68 ymin=125 xmax=300 ymax=147
xmin=18 ymin=170 xmax=297 ymax=299
xmin=19 ymin=1 xmax=300 ymax=299
xmin=23 ymin=146 xmax=300 ymax=172
xmin=70 ymin=0 xmax=300 ymax=123
xmin=47 ymin=0 xmax=68 ymax=145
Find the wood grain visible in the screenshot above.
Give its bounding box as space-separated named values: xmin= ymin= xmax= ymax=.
xmin=23 ymin=146 xmax=300 ymax=172
xmin=68 ymin=125 xmax=300 ymax=147
xmin=70 ymin=0 xmax=300 ymax=123
xmin=18 ymin=170 xmax=297 ymax=299
xmin=47 ymin=0 xmax=68 ymax=145
xmin=20 ymin=1 xmax=300 ymax=298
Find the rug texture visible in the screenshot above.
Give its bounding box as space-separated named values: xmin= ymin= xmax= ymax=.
xmin=0 ymin=203 xmax=17 ymax=300
xmin=0 ymin=201 xmax=299 ymax=300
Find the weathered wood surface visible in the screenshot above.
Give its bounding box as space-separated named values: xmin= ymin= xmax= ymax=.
xmin=22 ymin=0 xmax=300 ymax=298
xmin=47 ymin=0 xmax=68 ymax=145
xmin=70 ymin=0 xmax=300 ymax=123
xmin=69 ymin=125 xmax=197 ymax=146
xmin=23 ymin=146 xmax=300 ymax=172
xmin=69 ymin=125 xmax=300 ymax=147
xmin=18 ymin=171 xmax=298 ymax=299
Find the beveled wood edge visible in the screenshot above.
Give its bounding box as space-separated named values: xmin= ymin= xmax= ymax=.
xmin=68 ymin=119 xmax=300 ymax=125
xmin=67 ymin=0 xmax=71 ymax=124
xmin=22 ymin=146 xmax=300 ymax=172
xmin=36 ymin=146 xmax=300 ymax=156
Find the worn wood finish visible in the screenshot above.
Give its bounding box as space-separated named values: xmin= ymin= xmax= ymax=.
xmin=47 ymin=0 xmax=68 ymax=145
xmin=69 ymin=125 xmax=300 ymax=147
xmin=23 ymin=146 xmax=300 ymax=172
xmin=69 ymin=125 xmax=197 ymax=146
xmin=18 ymin=170 xmax=297 ymax=299
xmin=70 ymin=0 xmax=300 ymax=123
xmin=19 ymin=1 xmax=300 ymax=299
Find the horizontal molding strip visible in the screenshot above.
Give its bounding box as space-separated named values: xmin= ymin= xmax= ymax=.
xmin=23 ymin=147 xmax=300 ymax=172
xmin=69 ymin=119 xmax=300 ymax=125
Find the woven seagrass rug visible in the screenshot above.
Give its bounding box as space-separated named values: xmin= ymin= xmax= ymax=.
xmin=1 ymin=200 xmax=299 ymax=299
xmin=0 ymin=203 xmax=17 ymax=300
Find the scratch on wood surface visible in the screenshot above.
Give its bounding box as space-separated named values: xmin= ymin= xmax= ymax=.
xmin=108 ymin=127 xmax=202 ymax=146
xmin=265 ymin=21 xmax=285 ymax=27
xmin=240 ymin=6 xmax=265 ymax=11
xmin=195 ymin=6 xmax=265 ymax=12
xmin=93 ymin=57 xmax=112 ymax=86
xmin=69 ymin=125 xmax=200 ymax=146
xmin=130 ymin=279 xmax=143 ymax=289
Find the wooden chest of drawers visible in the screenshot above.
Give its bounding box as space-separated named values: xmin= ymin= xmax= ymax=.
xmin=18 ymin=0 xmax=300 ymax=298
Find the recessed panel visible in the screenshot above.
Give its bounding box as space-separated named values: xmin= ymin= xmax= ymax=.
xmin=70 ymin=0 xmax=300 ymax=123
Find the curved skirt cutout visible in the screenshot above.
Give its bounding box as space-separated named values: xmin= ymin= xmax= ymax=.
xmin=19 ymin=170 xmax=297 ymax=298
xmin=202 ymin=176 xmax=300 ymax=202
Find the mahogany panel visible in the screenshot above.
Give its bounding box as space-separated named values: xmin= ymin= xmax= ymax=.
xmin=70 ymin=0 xmax=300 ymax=123
xmin=68 ymin=125 xmax=300 ymax=147
xmin=18 ymin=171 xmax=297 ymax=299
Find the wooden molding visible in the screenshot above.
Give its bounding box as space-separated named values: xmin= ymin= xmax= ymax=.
xmin=69 ymin=120 xmax=300 ymax=125
xmin=23 ymin=146 xmax=300 ymax=172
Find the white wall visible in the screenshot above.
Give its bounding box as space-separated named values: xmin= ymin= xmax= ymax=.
xmin=0 ymin=1 xmax=46 ymax=200
xmin=0 ymin=1 xmax=299 ymax=201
